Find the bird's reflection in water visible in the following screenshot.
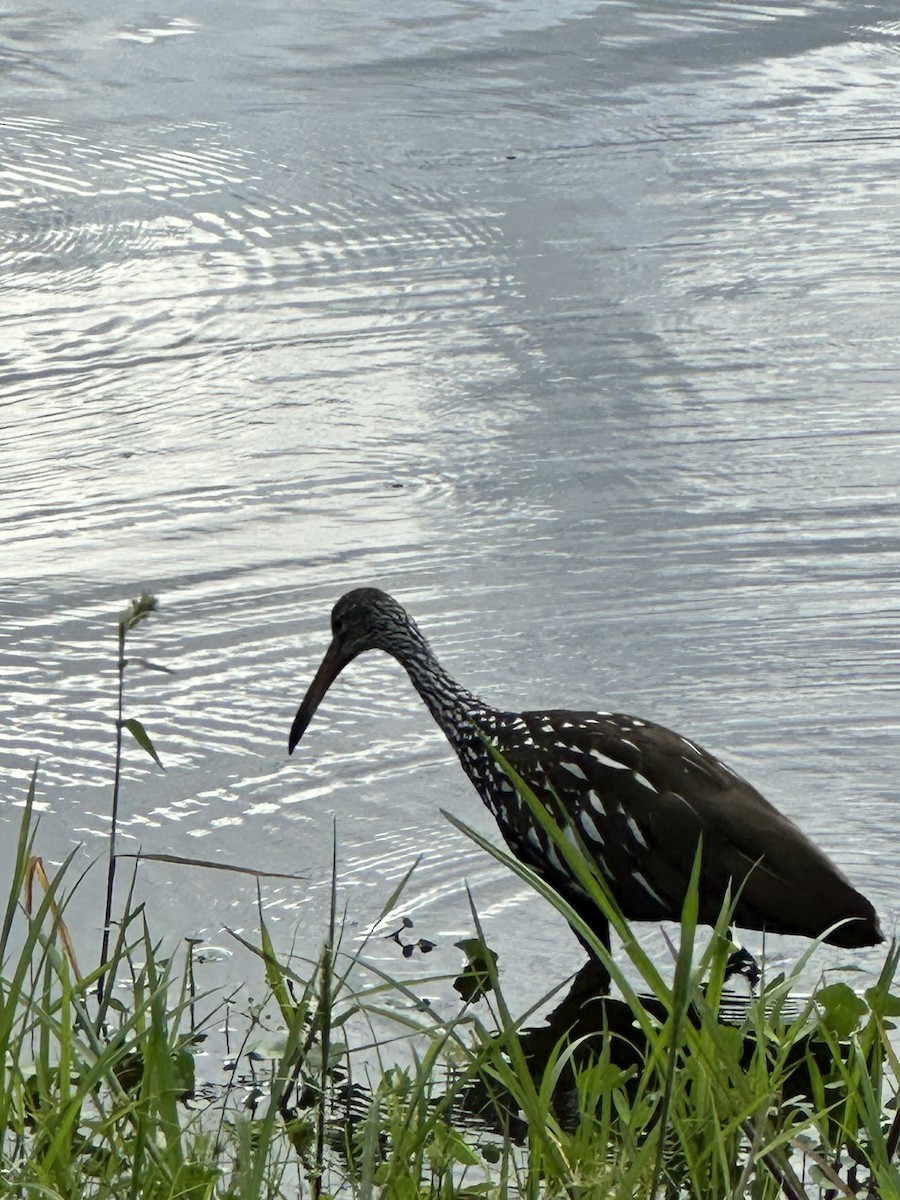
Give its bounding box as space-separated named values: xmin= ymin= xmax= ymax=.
xmin=459 ymin=960 xmax=661 ymax=1138
xmin=457 ymin=958 xmax=815 ymax=1140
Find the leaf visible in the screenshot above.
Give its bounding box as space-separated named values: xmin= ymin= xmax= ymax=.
xmin=117 ymin=852 xmax=305 ymax=880
xmin=864 ymin=984 xmax=900 ymax=1020
xmin=816 ymin=982 xmax=867 ymax=1039
xmin=119 ymin=592 xmax=158 ymax=633
xmin=121 ymin=718 xmax=164 ymax=770
xmin=24 ymin=855 xmax=82 ymax=979
xmin=427 ymin=1121 xmax=481 ymax=1171
xmin=453 ymin=937 xmax=498 ymax=1003
xmin=126 ymin=657 xmax=176 ymax=675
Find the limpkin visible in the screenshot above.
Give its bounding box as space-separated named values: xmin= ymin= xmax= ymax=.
xmin=288 ymin=588 xmax=883 ymax=960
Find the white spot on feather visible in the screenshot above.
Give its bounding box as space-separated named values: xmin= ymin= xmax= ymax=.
xmin=631 ymin=772 xmax=657 ymax=794
xmin=632 ymin=871 xmax=665 ymax=906
xmin=589 ymin=749 xmax=628 ymax=770
xmin=562 ymin=824 xmax=581 ymax=850
xmin=626 ymin=816 xmax=648 ymax=849
xmin=561 ymin=761 xmax=587 ymax=781
xmin=525 ymin=826 xmax=545 ymax=856
xmin=578 ymin=810 xmax=606 ymax=846
xmin=587 ymin=789 xmax=606 ymax=815
xmin=669 ymin=791 xmax=698 ymax=817
xmin=546 ymin=843 xmax=567 ymax=874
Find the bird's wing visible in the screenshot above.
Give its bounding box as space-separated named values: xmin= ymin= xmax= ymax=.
xmin=508 ymin=710 xmax=874 ymax=938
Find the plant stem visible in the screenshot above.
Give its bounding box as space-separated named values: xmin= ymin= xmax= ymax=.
xmin=312 ymin=839 xmax=338 ymax=1200
xmin=98 ymin=619 xmax=126 ymax=1011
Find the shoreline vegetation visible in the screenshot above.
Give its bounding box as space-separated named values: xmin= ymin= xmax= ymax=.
xmin=2 ymin=596 xmax=897 ymax=1198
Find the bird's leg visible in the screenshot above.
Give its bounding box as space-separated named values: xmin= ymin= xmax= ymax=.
xmin=571 ymin=915 xmax=612 ymax=995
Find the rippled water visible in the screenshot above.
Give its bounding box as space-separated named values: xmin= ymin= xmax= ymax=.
xmin=2 ymin=0 xmax=900 ymax=1004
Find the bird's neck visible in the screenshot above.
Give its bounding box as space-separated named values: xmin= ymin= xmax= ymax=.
xmin=391 ymin=629 xmax=486 ymax=747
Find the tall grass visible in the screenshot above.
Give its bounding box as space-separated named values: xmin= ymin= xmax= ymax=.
xmin=0 ymin=596 xmax=897 ymax=1197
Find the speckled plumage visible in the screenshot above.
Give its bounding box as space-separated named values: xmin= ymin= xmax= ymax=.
xmin=288 ymin=588 xmax=883 ymax=954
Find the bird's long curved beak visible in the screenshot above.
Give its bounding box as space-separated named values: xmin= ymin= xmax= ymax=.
xmin=288 ymin=637 xmax=354 ymax=754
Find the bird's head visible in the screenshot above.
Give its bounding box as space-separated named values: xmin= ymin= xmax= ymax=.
xmin=288 ymin=588 xmax=414 ymax=753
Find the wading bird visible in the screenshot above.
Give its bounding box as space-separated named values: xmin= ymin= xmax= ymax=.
xmin=288 ymin=588 xmax=883 ymax=962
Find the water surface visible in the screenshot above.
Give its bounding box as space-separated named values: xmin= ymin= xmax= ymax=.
xmin=2 ymin=0 xmax=899 ymax=1007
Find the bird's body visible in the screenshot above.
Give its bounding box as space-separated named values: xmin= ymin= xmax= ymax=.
xmin=288 ymin=588 xmax=883 ymax=954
